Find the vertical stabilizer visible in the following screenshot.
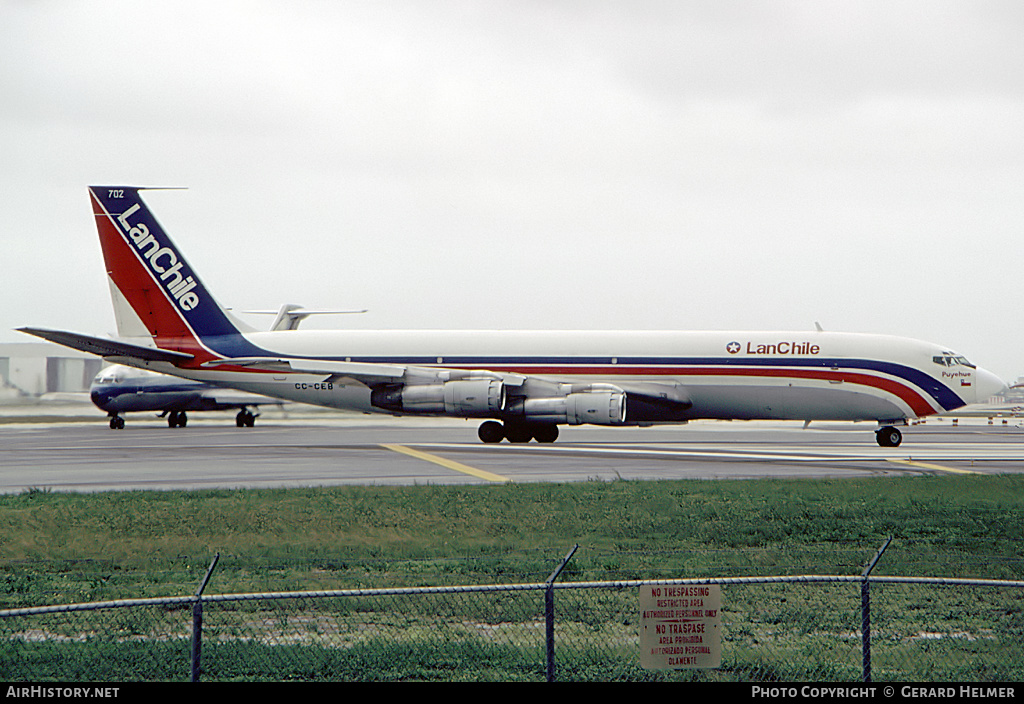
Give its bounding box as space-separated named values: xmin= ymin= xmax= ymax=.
xmin=89 ymin=187 xmax=257 ymax=362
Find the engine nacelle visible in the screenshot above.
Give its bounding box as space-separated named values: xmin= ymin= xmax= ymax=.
xmin=371 ymin=379 xmax=506 ymax=417
xmin=515 ymin=386 xmax=627 ymax=426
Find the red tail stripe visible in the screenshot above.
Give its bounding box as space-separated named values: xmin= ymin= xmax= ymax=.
xmin=91 ymin=191 xmax=216 ymax=366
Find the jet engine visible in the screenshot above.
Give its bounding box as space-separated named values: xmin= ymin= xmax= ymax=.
xmin=371 ymin=378 xmax=506 ymax=417
xmin=509 ymin=384 xmax=627 ymax=425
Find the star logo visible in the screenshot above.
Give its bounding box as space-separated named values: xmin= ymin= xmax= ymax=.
xmin=726 ymin=341 xmax=741 ymax=354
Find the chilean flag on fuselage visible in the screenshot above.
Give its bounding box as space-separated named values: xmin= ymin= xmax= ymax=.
xmin=90 ymin=186 xmax=262 ymax=365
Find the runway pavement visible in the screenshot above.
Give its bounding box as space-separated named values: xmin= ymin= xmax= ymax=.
xmin=1 ymin=403 xmax=1023 ymax=493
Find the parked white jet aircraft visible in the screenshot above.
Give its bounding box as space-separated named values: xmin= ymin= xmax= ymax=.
xmin=89 ymin=305 xmax=346 ymax=429
xmin=20 ymin=187 xmax=1006 ymax=447
xmin=90 ymin=364 xmax=278 ymax=429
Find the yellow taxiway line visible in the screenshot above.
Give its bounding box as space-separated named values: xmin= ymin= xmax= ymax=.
xmin=886 ymin=459 xmax=981 ymax=475
xmin=381 ymin=444 xmax=511 ymax=483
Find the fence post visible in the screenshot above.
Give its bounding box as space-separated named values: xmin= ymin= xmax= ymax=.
xmin=861 ymin=537 xmax=892 ymax=683
xmin=545 ymin=544 xmax=579 ymax=683
xmin=190 ymin=553 xmax=220 ymax=683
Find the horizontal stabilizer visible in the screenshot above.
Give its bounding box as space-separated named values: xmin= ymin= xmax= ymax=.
xmin=17 ymin=327 xmax=194 ymax=363
xmin=239 ymin=305 xmax=368 ymax=331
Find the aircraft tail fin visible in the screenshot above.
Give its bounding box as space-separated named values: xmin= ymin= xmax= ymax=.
xmin=89 ymin=187 xmax=257 ymax=362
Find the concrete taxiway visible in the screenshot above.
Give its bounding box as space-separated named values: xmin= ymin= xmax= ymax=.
xmin=1 ymin=405 xmax=1022 ymax=493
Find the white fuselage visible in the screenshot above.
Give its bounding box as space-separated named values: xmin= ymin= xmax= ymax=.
xmin=134 ymin=328 xmax=1002 ymax=424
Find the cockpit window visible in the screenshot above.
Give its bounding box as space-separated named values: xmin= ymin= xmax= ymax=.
xmin=932 ymin=353 xmax=976 ymax=369
xmin=94 ymin=367 xmax=129 ymax=384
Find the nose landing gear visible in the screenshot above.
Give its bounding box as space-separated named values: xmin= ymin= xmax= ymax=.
xmin=876 ymin=426 xmax=903 ymax=447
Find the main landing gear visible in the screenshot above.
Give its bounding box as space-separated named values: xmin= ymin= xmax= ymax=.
xmin=875 ymin=425 xmax=903 ymax=447
xmin=478 ymin=420 xmax=559 ymax=444
xmin=235 ymin=409 xmax=257 ymax=427
xmin=107 ymin=409 xmax=258 ymax=429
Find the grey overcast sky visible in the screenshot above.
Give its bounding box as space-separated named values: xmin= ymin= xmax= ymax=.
xmin=2 ymin=1 xmax=1023 ymax=382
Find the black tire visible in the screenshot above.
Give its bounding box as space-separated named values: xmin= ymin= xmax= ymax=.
xmin=532 ymin=424 xmax=559 ymax=443
xmin=504 ymin=425 xmax=533 ymax=443
xmin=876 ymin=426 xmax=902 ymax=447
xmin=478 ymin=420 xmax=505 ymax=443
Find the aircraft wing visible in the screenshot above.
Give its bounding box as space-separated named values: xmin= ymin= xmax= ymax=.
xmin=200 ymin=358 xmax=692 ymax=407
xmin=201 ymin=355 xmax=691 ymax=422
xmin=17 ymin=327 xmax=194 ymax=364
xmin=201 ymin=357 xmax=529 ymax=388
xmin=201 ymin=357 xmax=409 ymax=385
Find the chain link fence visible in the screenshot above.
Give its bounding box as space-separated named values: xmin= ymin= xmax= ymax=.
xmin=3 ymin=573 xmax=1022 ymax=681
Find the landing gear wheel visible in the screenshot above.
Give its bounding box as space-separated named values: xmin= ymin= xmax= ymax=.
xmin=478 ymin=421 xmax=559 ymax=444
xmin=504 ymin=424 xmax=534 ymax=443
xmin=168 ymin=411 xmax=187 ymax=428
xmin=876 ymin=426 xmax=902 ymax=447
xmin=109 ymin=415 xmax=125 ymax=430
xmin=236 ymin=410 xmax=256 ymax=427
xmin=532 ymin=424 xmax=559 ymax=443
xmin=478 ymin=420 xmax=505 ymax=444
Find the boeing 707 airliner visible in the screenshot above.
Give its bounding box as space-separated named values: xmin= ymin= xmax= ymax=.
xmin=20 ymin=187 xmax=1006 ymax=447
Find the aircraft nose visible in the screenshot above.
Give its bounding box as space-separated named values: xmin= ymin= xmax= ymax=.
xmin=90 ymin=388 xmax=111 ymax=410
xmin=975 ymin=368 xmax=1007 ymax=404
